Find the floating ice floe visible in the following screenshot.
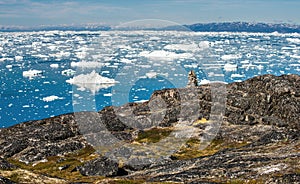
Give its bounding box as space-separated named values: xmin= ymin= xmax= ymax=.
xmin=224 ymin=63 xmax=238 ymax=72
xmin=231 ymin=73 xmax=245 ymax=78
xmin=22 ymin=70 xmax=43 ymax=79
xmin=164 ymin=43 xmax=199 ymax=52
xmin=42 ymin=95 xmax=64 ymax=102
xmin=145 ymin=71 xmax=158 ymax=78
xmin=103 ymin=93 xmax=112 ymax=97
xmin=50 ymin=64 xmax=59 ymax=68
xmin=139 ymin=50 xmax=193 ymax=61
xmin=15 ymin=56 xmax=23 ymax=61
xmin=71 ymin=61 xmax=104 ymax=68
xmin=221 ymin=54 xmax=242 ymax=60
xmin=66 ymin=70 xmax=118 ymax=94
xmin=198 ymin=41 xmax=211 ymax=50
xmin=286 ymin=38 xmax=300 ymax=44
xmin=61 ymin=69 xmax=76 ymax=76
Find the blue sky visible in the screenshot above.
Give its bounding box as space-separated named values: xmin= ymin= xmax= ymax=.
xmin=0 ymin=0 xmax=299 ymax=26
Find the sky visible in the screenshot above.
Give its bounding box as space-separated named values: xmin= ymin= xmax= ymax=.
xmin=0 ymin=0 xmax=300 ymax=27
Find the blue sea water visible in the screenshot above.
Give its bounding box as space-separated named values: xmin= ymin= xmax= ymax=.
xmin=0 ymin=30 xmax=300 ymax=127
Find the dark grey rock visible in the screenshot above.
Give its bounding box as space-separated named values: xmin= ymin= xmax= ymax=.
xmin=0 ymin=176 xmax=16 ymax=184
xmin=0 ymin=158 xmax=16 ymax=170
xmin=0 ymin=74 xmax=299 ymax=183
xmin=78 ymin=157 xmax=119 ymax=176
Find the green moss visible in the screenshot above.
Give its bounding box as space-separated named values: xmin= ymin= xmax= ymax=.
xmin=172 ymin=138 xmax=249 ymax=160
xmin=135 ymin=127 xmax=173 ymax=144
xmin=226 ymin=179 xmax=265 ymax=184
xmin=105 ymin=179 xmax=181 ymax=184
xmin=6 ymin=145 xmax=104 ymax=183
xmin=7 ymin=172 xmax=20 ymax=183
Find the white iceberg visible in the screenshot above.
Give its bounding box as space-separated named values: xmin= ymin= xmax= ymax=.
xmin=42 ymin=95 xmax=64 ymax=102
xmin=145 ymin=71 xmax=158 ymax=78
xmin=50 ymin=64 xmax=59 ymax=68
xmin=221 ymin=54 xmax=242 ymax=60
xmin=15 ymin=56 xmax=23 ymax=61
xmin=66 ymin=70 xmax=118 ymax=94
xmin=139 ymin=50 xmax=193 ymax=61
xmin=231 ymin=73 xmax=245 ymax=78
xmin=164 ymin=43 xmax=199 ymax=52
xmin=71 ymin=61 xmax=104 ymax=68
xmin=61 ymin=69 xmax=76 ymax=76
xmin=224 ymin=63 xmax=238 ymax=72
xmin=23 ymin=70 xmax=43 ymax=79
xmin=286 ymin=38 xmax=300 ymax=44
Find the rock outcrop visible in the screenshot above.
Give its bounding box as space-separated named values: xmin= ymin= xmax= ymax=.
xmin=0 ymin=74 xmax=299 ymax=183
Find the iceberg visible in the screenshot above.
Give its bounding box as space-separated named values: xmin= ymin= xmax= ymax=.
xmin=224 ymin=63 xmax=238 ymax=72
xmin=139 ymin=50 xmax=193 ymax=61
xmin=61 ymin=69 xmax=76 ymax=76
xmin=15 ymin=56 xmax=23 ymax=61
xmin=42 ymin=95 xmax=64 ymax=102
xmin=221 ymin=54 xmax=242 ymax=60
xmin=22 ymin=70 xmax=43 ymax=79
xmin=70 ymin=61 xmax=104 ymax=68
xmin=50 ymin=64 xmax=59 ymax=68
xmin=66 ymin=70 xmax=118 ymax=94
xmin=286 ymin=38 xmax=300 ymax=44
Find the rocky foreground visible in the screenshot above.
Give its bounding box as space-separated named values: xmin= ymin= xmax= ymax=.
xmin=0 ymin=74 xmax=299 ymax=184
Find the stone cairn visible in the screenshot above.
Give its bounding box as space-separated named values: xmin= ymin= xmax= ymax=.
xmin=187 ymin=70 xmax=198 ymax=87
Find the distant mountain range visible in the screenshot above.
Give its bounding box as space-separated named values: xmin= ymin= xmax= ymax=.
xmin=185 ymin=22 xmax=300 ymax=33
xmin=1 ymin=22 xmax=300 ymax=33
xmin=0 ymin=24 xmax=111 ymax=32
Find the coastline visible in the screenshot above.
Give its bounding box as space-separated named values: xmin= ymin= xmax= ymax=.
xmin=0 ymin=74 xmax=299 ymax=183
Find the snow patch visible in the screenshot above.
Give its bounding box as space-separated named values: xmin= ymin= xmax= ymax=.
xmin=255 ymin=164 xmax=287 ymax=175
xmin=199 ymin=79 xmax=211 ymax=85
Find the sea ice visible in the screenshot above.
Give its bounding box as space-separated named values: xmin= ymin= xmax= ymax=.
xmin=223 ymin=63 xmax=238 ymax=72
xmin=221 ymin=54 xmax=242 ymax=60
xmin=198 ymin=41 xmax=211 ymax=50
xmin=145 ymin=71 xmax=158 ymax=78
xmin=61 ymin=69 xmax=76 ymax=76
xmin=164 ymin=43 xmax=199 ymax=52
xmin=50 ymin=64 xmax=59 ymax=68
xmin=231 ymin=73 xmax=245 ymax=78
xmin=22 ymin=70 xmax=43 ymax=79
xmin=15 ymin=56 xmax=23 ymax=61
xmin=42 ymin=95 xmax=64 ymax=102
xmin=139 ymin=50 xmax=193 ymax=61
xmin=66 ymin=70 xmax=118 ymax=94
xmin=103 ymin=93 xmax=113 ymax=97
xmin=71 ymin=61 xmax=104 ymax=68
xmin=286 ymin=38 xmax=300 ymax=44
